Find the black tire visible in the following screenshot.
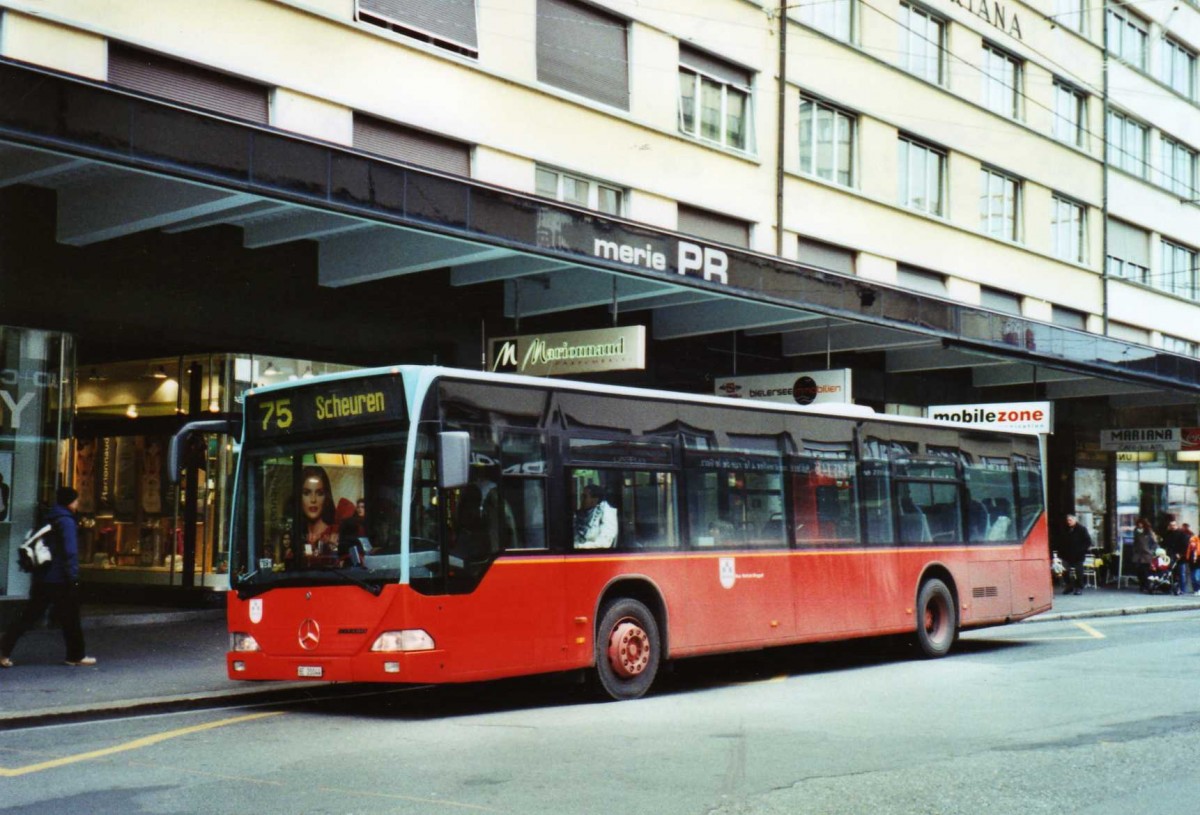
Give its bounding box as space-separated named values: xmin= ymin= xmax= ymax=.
xmin=915 ymin=578 xmax=957 ymax=658
xmin=595 ymin=598 xmax=661 ymax=701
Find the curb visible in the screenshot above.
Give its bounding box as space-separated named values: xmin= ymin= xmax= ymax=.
xmin=1021 ymin=600 xmax=1200 ymax=624
xmin=0 ymin=682 xmax=333 ymax=730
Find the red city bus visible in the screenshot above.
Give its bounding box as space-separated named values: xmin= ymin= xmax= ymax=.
xmin=209 ymin=365 xmax=1051 ymax=700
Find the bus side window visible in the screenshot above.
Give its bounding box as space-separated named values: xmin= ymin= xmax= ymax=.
xmin=860 ymin=460 xmax=894 ymax=545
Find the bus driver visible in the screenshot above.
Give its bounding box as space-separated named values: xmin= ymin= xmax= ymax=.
xmin=574 ymin=484 xmax=618 ymax=549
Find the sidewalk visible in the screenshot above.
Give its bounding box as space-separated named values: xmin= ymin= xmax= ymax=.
xmin=1 ymin=586 xmax=1198 ymax=727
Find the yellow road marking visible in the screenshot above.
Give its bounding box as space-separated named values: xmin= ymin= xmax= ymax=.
xmin=0 ymin=711 xmax=282 ymax=777
xmin=1011 ymin=620 xmax=1108 ymax=642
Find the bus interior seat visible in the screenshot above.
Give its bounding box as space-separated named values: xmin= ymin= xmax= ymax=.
xmin=898 ymin=498 xmax=932 ymax=543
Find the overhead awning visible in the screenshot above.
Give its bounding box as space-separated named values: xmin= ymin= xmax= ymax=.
xmin=1 ymin=57 xmax=1196 ymax=398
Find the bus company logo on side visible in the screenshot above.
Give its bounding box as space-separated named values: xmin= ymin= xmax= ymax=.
xmin=720 ymin=557 xmax=736 ymax=589
xmin=249 ymin=598 xmax=263 ymax=625
xmin=593 ymin=239 xmax=729 ymax=284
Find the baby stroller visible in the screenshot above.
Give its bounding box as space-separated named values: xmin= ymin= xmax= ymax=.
xmin=1146 ymin=548 xmax=1176 ymax=594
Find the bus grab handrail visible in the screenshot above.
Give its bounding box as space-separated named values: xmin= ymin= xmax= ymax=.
xmin=168 ymin=419 xmax=239 ymax=484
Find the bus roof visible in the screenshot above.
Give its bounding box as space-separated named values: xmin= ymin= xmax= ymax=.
xmin=245 ymin=364 xmax=1044 ymax=439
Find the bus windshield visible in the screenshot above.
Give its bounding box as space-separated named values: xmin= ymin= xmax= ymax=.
xmin=233 ymin=434 xmax=417 ymax=597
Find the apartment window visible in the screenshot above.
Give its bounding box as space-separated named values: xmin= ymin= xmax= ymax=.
xmin=1106 ymin=219 xmax=1150 ymax=283
xmin=1161 ymin=135 xmax=1198 ymax=198
xmin=897 ymin=265 xmax=947 ymax=296
xmin=1106 ymin=110 xmax=1148 ymax=178
xmin=356 ymin=0 xmax=478 ymax=57
xmin=1053 ymin=81 xmax=1086 ymax=148
xmin=678 ymin=46 xmax=753 ymax=152
xmin=798 ymin=97 xmax=855 ymax=186
xmin=798 ymin=236 xmax=855 ymax=274
xmin=353 ymin=114 xmax=471 ymax=175
xmin=536 ymin=0 xmax=629 ymax=110
xmin=798 ymin=0 xmax=854 ymax=42
xmin=979 ymin=168 xmax=1021 ymax=241
xmin=899 ymin=3 xmax=945 ymax=84
xmin=1106 ymin=5 xmax=1148 ymax=70
xmin=981 ymin=286 xmax=1022 ymax=315
xmin=1161 ymin=239 xmax=1198 ymax=300
xmin=678 ymin=205 xmax=750 ymax=248
xmin=1161 ymin=37 xmax=1196 ymax=99
xmin=535 ymin=166 xmax=624 ymax=215
xmin=898 ymin=137 xmax=945 ymax=216
xmin=1051 ymin=305 xmax=1087 ymax=330
xmin=1051 ymin=195 xmax=1086 ymax=263
xmin=981 ymin=43 xmax=1022 ymax=119
xmin=1054 ymin=0 xmax=1087 ymax=34
xmin=1163 ymin=335 xmax=1199 ymax=357
xmin=108 ymin=44 xmax=269 ymax=123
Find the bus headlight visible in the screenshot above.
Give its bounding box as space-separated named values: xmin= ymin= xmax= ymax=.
xmin=370 ymin=630 xmax=435 ymax=652
xmin=231 ymin=632 xmax=261 ymax=652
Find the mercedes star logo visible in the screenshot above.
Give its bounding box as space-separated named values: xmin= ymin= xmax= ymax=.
xmin=298 ymin=618 xmax=320 ymax=650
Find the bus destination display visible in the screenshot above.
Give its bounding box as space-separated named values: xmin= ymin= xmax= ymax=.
xmin=247 ymin=374 xmax=406 ymax=439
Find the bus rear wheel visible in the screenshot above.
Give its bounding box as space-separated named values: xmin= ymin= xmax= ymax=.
xmin=915 ymin=578 xmax=957 ymax=658
xmin=595 ymin=598 xmax=661 ymax=701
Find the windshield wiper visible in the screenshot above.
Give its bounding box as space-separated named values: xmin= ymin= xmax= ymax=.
xmin=315 ymin=565 xmax=384 ymax=596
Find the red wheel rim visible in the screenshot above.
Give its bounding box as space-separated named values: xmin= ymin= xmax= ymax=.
xmin=607 ymin=619 xmax=651 ymax=679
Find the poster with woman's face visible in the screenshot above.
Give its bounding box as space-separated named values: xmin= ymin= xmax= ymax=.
xmin=0 ymin=451 xmax=11 ymax=523
xmin=74 ymin=438 xmax=97 ymax=514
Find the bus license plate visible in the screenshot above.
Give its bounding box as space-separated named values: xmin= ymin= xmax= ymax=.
xmin=297 ymin=665 xmax=323 ymax=678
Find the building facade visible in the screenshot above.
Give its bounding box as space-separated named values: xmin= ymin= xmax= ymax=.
xmin=1 ymin=0 xmax=1200 ymax=611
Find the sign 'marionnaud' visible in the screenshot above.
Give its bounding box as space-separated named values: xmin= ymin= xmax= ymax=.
xmin=488 ymin=326 xmax=646 ymax=376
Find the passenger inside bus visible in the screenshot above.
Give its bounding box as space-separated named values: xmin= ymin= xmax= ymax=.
xmin=575 ymin=483 xmax=618 ymax=549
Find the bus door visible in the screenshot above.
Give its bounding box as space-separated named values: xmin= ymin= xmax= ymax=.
xmin=429 ymin=430 xmax=569 ymax=678
xmin=789 ymin=457 xmax=861 ymax=634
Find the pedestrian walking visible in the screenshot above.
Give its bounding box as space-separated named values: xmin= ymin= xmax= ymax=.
xmin=0 ymin=487 xmax=96 ymax=668
xmin=1132 ymin=517 xmax=1158 ymax=594
xmin=1059 ymin=514 xmax=1092 ymax=596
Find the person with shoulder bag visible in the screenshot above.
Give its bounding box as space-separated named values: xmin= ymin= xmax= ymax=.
xmin=0 ymin=487 xmax=96 ymax=668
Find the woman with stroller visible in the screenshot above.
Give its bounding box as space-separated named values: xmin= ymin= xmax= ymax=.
xmin=1132 ymin=517 xmax=1158 ymax=594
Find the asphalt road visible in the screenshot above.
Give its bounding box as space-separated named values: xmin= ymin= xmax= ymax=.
xmin=2 ymin=611 xmax=1199 ymax=814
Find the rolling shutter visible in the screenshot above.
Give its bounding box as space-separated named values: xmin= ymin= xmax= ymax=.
xmin=679 ymin=45 xmax=751 ymax=88
xmin=537 ymin=0 xmax=629 ymax=110
xmin=108 ymin=44 xmax=268 ymax=124
xmin=358 ymin=0 xmax=478 ymax=50
xmin=353 ymin=115 xmax=471 ymax=177
xmin=678 ymin=205 xmax=750 ymax=248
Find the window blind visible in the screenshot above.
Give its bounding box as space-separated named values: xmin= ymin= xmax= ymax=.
xmin=678 ymin=205 xmax=749 ymax=248
xmin=358 ymin=0 xmax=478 ymax=49
xmin=537 ymin=0 xmax=629 ymax=110
xmin=797 ymin=237 xmax=854 ymax=274
xmin=353 ymin=115 xmax=471 ymax=177
xmin=1107 ymin=218 xmax=1149 ymax=265
xmin=679 ymin=45 xmax=751 ymax=88
xmin=108 ymin=44 xmax=268 ymax=124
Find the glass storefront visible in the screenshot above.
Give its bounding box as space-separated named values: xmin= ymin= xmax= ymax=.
xmin=72 ymin=354 xmax=353 ymax=589
xmin=0 ymin=326 xmax=74 ymax=606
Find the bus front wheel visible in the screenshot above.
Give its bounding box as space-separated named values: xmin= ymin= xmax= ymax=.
xmin=915 ymin=578 xmax=957 ymax=658
xmin=595 ymin=598 xmax=661 ymax=701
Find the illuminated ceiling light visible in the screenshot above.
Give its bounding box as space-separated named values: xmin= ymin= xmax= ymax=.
xmin=152 ymin=365 xmax=168 ymax=379
xmin=263 ymin=361 xmax=279 ymax=376
xmin=125 ymin=404 xmax=139 ymax=419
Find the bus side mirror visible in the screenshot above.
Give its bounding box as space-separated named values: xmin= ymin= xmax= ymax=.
xmin=438 ymin=432 xmax=471 ymax=489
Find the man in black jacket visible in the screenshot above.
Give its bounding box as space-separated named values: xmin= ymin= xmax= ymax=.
xmin=1060 ymin=514 xmax=1092 ymax=596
